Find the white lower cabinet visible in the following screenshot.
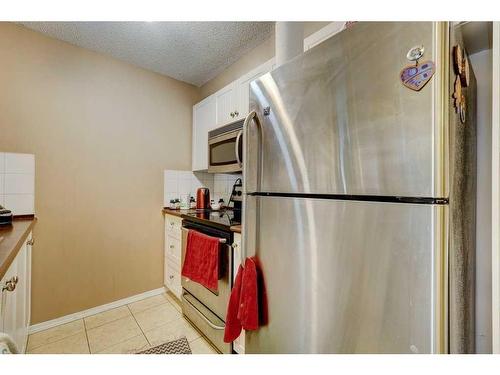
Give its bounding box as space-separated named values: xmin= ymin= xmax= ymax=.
xmin=164 ymin=214 xmax=183 ymax=300
xmin=231 ymin=232 xmax=245 ymax=354
xmin=0 ymin=232 xmax=32 ymax=353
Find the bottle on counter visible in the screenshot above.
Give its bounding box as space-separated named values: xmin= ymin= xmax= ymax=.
xmin=169 ymin=199 xmax=176 ymax=210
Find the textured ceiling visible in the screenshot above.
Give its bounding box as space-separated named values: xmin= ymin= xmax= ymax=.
xmin=19 ymin=22 xmax=275 ymax=86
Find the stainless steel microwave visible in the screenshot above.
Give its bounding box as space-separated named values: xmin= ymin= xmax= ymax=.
xmin=208 ymin=119 xmax=243 ymax=173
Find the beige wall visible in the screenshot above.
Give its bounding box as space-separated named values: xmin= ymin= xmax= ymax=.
xmin=0 ymin=23 xmax=199 ymax=323
xmin=200 ymin=22 xmax=331 ymax=98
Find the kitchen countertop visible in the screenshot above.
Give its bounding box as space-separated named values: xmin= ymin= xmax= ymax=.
xmin=0 ymin=216 xmax=37 ymax=280
xmin=162 ymin=207 xmax=193 ymax=217
xmin=230 ymin=225 xmax=241 ymax=233
xmin=163 ymin=207 xmax=242 ymax=232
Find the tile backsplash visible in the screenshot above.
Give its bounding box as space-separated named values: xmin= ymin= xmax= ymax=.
xmin=0 ymin=152 xmax=35 ymax=215
xmin=164 ymin=169 xmax=242 ymax=207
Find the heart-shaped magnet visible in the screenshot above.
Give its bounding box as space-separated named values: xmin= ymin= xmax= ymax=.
xmin=400 ymin=60 xmax=436 ymax=91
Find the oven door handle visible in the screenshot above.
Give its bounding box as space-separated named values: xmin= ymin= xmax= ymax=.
xmin=235 ymin=129 xmax=243 ymax=168
xmin=182 ymin=292 xmax=225 ymax=330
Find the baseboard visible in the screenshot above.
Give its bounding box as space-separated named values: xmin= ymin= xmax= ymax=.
xmin=28 ymin=287 xmax=166 ymax=334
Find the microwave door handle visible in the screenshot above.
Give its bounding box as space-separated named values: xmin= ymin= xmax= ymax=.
xmin=235 ymin=129 xmax=243 ymax=167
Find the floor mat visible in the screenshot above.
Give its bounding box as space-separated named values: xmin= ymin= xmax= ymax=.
xmin=137 ymin=337 xmax=191 ymax=354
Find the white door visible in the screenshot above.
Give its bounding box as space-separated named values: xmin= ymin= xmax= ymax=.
xmin=215 ymin=83 xmax=236 ymax=126
xmin=235 ymin=59 xmax=274 ymax=121
xmin=192 ymin=96 xmax=216 ymax=171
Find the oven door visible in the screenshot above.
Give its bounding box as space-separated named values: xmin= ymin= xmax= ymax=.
xmin=181 ymin=224 xmax=232 ymax=321
xmin=208 ymin=129 xmax=243 ymax=173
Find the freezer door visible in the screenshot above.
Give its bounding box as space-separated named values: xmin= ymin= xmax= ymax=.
xmin=244 ymin=196 xmax=447 ymax=353
xmin=247 ymin=22 xmax=448 ymax=198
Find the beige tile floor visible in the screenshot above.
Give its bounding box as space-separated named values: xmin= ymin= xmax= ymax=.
xmin=26 ymin=292 xmax=218 ymax=354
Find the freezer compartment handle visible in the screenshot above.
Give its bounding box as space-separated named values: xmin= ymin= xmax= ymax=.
xmin=242 ymin=110 xmax=262 ymax=267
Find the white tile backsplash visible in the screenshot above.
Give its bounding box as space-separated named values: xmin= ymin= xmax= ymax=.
xmin=5 ymin=173 xmax=35 ymax=194
xmin=5 ymin=152 xmax=35 ymax=174
xmin=0 ymin=152 xmax=35 ymax=215
xmin=5 ymin=194 xmax=35 ymax=215
xmin=163 ymin=169 xmax=241 ymax=207
xmin=0 ymin=153 xmax=5 ymax=173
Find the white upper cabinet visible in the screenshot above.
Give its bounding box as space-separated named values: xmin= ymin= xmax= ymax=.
xmin=192 ymin=22 xmax=350 ymax=172
xmin=303 ymin=22 xmax=346 ymax=52
xmin=192 ymin=95 xmax=216 ymax=171
xmin=234 ymin=59 xmax=275 ymax=121
xmin=215 ymin=58 xmax=275 ymax=126
xmin=215 ymin=83 xmax=237 ymax=126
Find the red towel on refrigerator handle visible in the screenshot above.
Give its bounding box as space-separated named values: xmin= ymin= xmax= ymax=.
xmin=224 ymin=257 xmax=259 ymax=343
xmin=181 ymin=229 xmax=220 ymax=291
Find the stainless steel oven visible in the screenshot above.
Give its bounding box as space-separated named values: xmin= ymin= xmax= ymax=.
xmin=207 ymin=119 xmax=243 ymax=173
xmin=181 ymin=220 xmax=233 ymax=354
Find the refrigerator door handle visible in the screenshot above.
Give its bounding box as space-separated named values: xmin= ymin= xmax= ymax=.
xmin=242 ymin=110 xmax=262 ymax=267
xmin=235 ymin=129 xmax=243 ymax=168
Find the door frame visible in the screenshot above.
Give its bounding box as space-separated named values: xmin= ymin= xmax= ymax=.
xmin=492 ymin=21 xmax=500 ymax=354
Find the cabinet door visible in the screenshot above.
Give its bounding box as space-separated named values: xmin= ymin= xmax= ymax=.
xmin=231 ymin=232 xmax=245 ymax=354
xmin=15 ymin=243 xmax=28 ymax=353
xmin=215 ymin=83 xmax=236 ymax=126
xmin=25 ymin=233 xmax=32 ymax=330
xmin=235 ymin=59 xmax=274 ymax=121
xmin=192 ymin=96 xmax=216 ymax=171
xmin=1 ymin=257 xmax=18 ymax=350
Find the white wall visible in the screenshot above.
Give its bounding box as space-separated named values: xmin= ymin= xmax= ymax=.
xmin=470 ymin=49 xmax=493 ymax=353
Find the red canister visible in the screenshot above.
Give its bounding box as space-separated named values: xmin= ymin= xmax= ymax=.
xmin=196 ymin=188 xmax=210 ymax=209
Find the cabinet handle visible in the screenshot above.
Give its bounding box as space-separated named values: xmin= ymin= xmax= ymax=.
xmin=232 ymin=242 xmax=238 ymax=249
xmin=169 ymin=245 xmax=175 ymax=249
xmin=2 ymin=280 xmax=16 ymax=292
xmin=169 ymin=275 xmax=174 ymax=280
xmin=234 ymin=110 xmax=239 ymax=117
xmin=27 ymin=239 xmax=34 ymax=246
xmin=230 ymin=112 xmax=235 ymax=118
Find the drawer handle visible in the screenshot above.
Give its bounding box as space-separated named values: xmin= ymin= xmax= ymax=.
xmin=27 ymin=239 xmax=34 ymax=246
xmin=169 ymin=245 xmax=175 ymax=249
xmin=182 ymin=292 xmax=225 ymax=330
xmin=169 ymin=275 xmax=174 ymax=280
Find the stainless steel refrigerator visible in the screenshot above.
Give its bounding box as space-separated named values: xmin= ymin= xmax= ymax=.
xmin=241 ymin=22 xmax=476 ymax=354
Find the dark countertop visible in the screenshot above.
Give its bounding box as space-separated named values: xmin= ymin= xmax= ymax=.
xmin=0 ymin=216 xmax=37 ymax=280
xmin=162 ymin=207 xmax=241 ymax=232
xmin=162 ymin=208 xmax=193 ymax=217
xmin=230 ymin=225 xmax=241 ymax=233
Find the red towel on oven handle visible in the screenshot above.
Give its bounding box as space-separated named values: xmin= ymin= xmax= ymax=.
xmin=224 ymin=257 xmax=259 ymax=343
xmin=181 ymin=229 xmax=219 ymax=291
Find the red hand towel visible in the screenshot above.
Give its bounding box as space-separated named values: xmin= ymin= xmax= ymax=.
xmin=224 ymin=264 xmax=244 ymax=343
xmin=224 ymin=257 xmax=259 ymax=343
xmin=181 ymin=230 xmax=220 ymax=290
xmin=239 ymin=258 xmax=259 ymax=330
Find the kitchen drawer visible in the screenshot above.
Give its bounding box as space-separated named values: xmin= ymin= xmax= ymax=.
xmin=166 ymin=253 xmax=181 ymax=270
xmin=165 ymin=235 xmax=181 ymax=262
xmin=165 ymin=214 xmax=182 ymax=239
xmin=165 ymin=263 xmax=182 ymax=299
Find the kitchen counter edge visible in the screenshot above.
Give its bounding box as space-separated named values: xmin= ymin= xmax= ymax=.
xmin=0 ymin=216 xmax=37 ymax=280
